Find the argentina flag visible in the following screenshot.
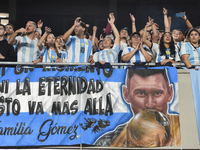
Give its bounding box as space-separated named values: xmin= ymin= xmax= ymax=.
xmin=0 ymin=66 xmax=180 ymax=147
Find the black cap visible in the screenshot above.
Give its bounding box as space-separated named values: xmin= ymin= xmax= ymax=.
xmin=80 ymin=22 xmax=88 ymax=33
xmin=130 ymin=32 xmax=140 ymax=38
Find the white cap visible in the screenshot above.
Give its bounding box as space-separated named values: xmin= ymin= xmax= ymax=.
xmin=36 ymin=28 xmax=42 ymax=35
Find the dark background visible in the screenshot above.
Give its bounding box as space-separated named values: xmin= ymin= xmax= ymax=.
xmin=1 ymin=0 xmax=200 ymax=37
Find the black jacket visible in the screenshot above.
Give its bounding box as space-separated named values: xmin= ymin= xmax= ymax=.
xmin=0 ymin=39 xmax=16 ymax=62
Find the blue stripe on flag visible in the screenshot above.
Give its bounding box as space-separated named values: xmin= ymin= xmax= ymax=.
xmin=190 ymin=69 xmax=200 ymax=143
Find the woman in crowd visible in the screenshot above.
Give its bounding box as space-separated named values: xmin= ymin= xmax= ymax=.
xmin=180 ymin=28 xmax=200 ymax=69
xmin=121 ymin=32 xmax=152 ymax=63
xmin=37 ymin=27 xmax=64 ymax=63
xmin=55 ymin=35 xmax=67 ymax=51
xmin=142 ymin=8 xmax=180 ymax=65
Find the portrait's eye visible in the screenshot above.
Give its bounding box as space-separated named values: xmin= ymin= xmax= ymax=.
xmin=153 ymin=91 xmax=163 ymax=96
xmin=136 ymin=90 xmax=146 ymax=96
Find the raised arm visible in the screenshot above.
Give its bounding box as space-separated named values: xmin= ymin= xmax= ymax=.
xmin=168 ymin=16 xmax=172 ymax=30
xmin=163 ymin=8 xmax=170 ymax=32
xmin=152 ymin=23 xmax=159 ymax=43
xmin=139 ymin=26 xmax=152 ymax=37
xmin=108 ymin=13 xmax=120 ymax=46
xmin=37 ymin=19 xmax=43 ymax=29
xmin=8 ymin=28 xmax=26 ymax=45
xmin=63 ymin=17 xmax=81 ymax=42
xmin=92 ymin=26 xmax=98 ymax=53
xmin=37 ymin=27 xmax=52 ymax=50
xmin=181 ymin=12 xmax=193 ymax=29
xmin=142 ymin=17 xmax=154 ymax=48
xmin=130 ymin=13 xmax=136 ymax=33
xmin=36 ymin=19 xmax=43 ymax=35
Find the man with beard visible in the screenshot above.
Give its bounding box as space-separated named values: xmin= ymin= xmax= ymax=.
xmin=0 ymin=24 xmax=16 ymax=62
xmin=8 ymin=21 xmax=40 ymax=62
xmin=95 ymin=69 xmax=181 ymax=147
xmin=5 ymin=23 xmax=17 ymax=53
xmin=6 ymin=23 xmax=14 ymax=40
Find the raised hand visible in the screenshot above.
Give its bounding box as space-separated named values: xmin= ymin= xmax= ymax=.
xmin=86 ymin=24 xmax=90 ymax=28
xmin=45 ymin=27 xmax=52 ymax=33
xmin=163 ymin=8 xmax=168 ymax=15
xmin=37 ymin=19 xmax=43 ymax=29
xmin=108 ymin=13 xmax=115 ymax=24
xmin=154 ymin=23 xmax=159 ymax=30
xmin=180 ymin=12 xmax=187 ymax=21
xmin=146 ymin=16 xmax=154 ymax=26
xmin=16 ymin=27 xmax=26 ymax=34
xmin=93 ymin=26 xmax=97 ymax=32
xmin=74 ymin=17 xmax=81 ymax=26
xmin=130 ymin=13 xmax=135 ymax=23
xmin=99 ymin=34 xmax=104 ymax=40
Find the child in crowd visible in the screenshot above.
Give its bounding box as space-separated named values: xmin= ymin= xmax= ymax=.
xmin=55 ymin=35 xmax=67 ymax=51
xmin=37 ymin=27 xmax=65 ymax=63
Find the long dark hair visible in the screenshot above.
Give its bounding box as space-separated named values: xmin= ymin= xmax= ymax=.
xmin=45 ymin=33 xmax=59 ymax=56
xmin=159 ymin=32 xmax=175 ymax=57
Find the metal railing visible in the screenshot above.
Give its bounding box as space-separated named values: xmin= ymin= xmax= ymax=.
xmin=0 ymin=62 xmax=199 ymax=68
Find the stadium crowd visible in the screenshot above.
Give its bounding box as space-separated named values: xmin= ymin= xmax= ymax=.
xmin=0 ymin=8 xmax=199 ymax=69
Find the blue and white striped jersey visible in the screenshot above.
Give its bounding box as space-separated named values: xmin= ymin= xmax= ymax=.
xmin=15 ymin=36 xmax=40 ymax=62
xmin=64 ymin=36 xmax=92 ymax=63
xmin=180 ymin=42 xmax=200 ymax=64
xmin=122 ymin=45 xmax=152 ymax=63
xmin=152 ymin=43 xmax=180 ymax=63
xmin=93 ymin=44 xmax=120 ymax=63
xmin=41 ymin=48 xmax=66 ymax=63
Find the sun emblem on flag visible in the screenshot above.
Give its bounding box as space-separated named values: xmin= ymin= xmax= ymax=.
xmin=166 ymin=51 xmax=170 ymax=55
